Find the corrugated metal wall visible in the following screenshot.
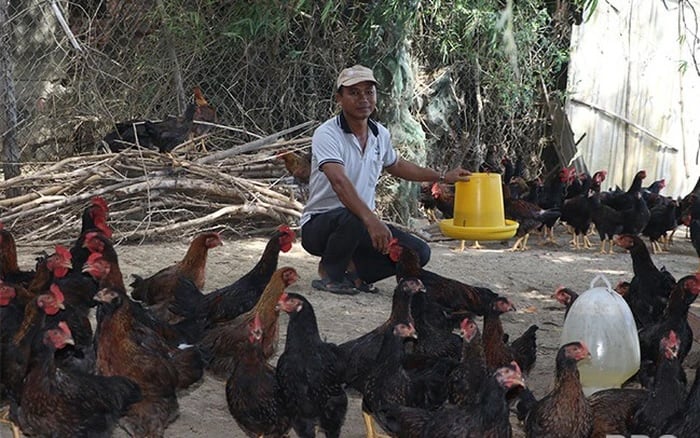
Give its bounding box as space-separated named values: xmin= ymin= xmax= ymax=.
xmin=565 ymin=0 xmax=700 ymax=197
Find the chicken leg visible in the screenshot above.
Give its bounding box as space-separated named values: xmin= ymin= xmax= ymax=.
xmin=362 ymin=412 xmax=391 ymax=438
xmin=0 ymin=407 xmax=21 ymax=438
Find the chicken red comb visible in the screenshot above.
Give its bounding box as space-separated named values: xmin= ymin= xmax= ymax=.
xmin=667 ymin=330 xmax=678 ymax=346
xmin=58 ymin=321 xmax=72 ymax=336
xmin=86 ymin=252 xmax=103 ymax=264
xmin=54 ymin=245 xmax=72 ymax=260
xmin=91 ymin=196 xmax=109 ymax=212
xmin=459 ymin=317 xmax=474 ymax=332
xmin=49 ymin=283 xmax=65 ymax=304
xmin=252 ymin=312 xmax=263 ymax=331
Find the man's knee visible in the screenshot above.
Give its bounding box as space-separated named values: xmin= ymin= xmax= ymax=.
xmin=416 ymin=243 xmax=431 ymax=266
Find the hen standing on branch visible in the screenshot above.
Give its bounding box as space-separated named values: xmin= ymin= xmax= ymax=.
xmin=300 ymin=64 xmax=470 ymax=295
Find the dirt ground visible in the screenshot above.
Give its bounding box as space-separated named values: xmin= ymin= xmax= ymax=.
xmin=9 ymin=223 xmax=700 ymax=437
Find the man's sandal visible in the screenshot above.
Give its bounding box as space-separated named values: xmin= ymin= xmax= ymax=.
xmin=345 ymin=271 xmax=380 ymax=294
xmin=311 ymin=278 xmax=360 ymax=296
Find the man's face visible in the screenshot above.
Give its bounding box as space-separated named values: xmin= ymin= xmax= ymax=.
xmin=336 ymin=81 xmax=377 ymax=120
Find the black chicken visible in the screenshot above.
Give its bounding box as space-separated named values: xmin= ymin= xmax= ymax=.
xmin=664 ymin=365 xmax=700 ymax=435
xmin=225 ymin=313 xmax=291 ymax=437
xmin=275 ymin=293 xmax=347 ymax=438
xmin=16 ymin=322 xmax=141 ymax=437
xmin=614 ymin=234 xmax=676 ymax=329
xmin=390 ymin=242 xmax=498 ymax=316
xmin=338 ymin=277 xmax=422 ymax=393
xmin=632 ymin=330 xmax=687 ymax=437
xmin=380 ymin=363 xmax=525 ymax=438
xmin=503 ymin=183 xmax=560 ymax=251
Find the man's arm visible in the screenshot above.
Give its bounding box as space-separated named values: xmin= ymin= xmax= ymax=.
xmin=322 ymin=162 xmax=393 ymax=253
xmin=385 ymin=158 xmax=471 ymax=183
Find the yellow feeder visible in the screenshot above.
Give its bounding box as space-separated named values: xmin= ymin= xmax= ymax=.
xmin=439 ymin=172 xmax=519 ymax=241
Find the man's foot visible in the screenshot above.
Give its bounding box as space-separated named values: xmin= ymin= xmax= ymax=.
xmin=311 ymin=278 xmax=360 ymax=295
xmin=345 ymin=271 xmax=380 ymax=294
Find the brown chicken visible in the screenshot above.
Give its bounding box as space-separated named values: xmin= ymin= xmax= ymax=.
xmin=225 ymin=313 xmax=291 ymax=438
xmin=503 ymin=183 xmax=561 ymax=251
xmin=190 ymin=86 xmax=217 ymax=149
xmin=173 ymin=225 xmax=295 ymax=326
xmin=482 ymin=296 xmax=538 ymax=375
xmin=16 ymin=321 xmax=141 ymax=437
xmin=446 ymin=316 xmax=488 ymax=407
xmin=199 ymin=267 xmax=298 ymax=379
xmin=525 ymin=341 xmax=592 ymax=438
xmin=277 ymin=150 xmax=311 ymax=185
xmin=588 ymin=387 xmax=647 ymax=437
xmin=130 ymin=231 xmax=222 ymax=323
xmin=93 ymin=287 xmax=183 ymax=437
xmin=0 ymin=224 xmax=35 ymax=288
xmin=69 ymin=196 xmax=112 ymax=272
xmin=551 ymin=286 xmax=579 ymax=319
xmin=418 ymin=182 xmax=454 ymax=223
xmin=389 ymin=242 xmax=498 ymax=316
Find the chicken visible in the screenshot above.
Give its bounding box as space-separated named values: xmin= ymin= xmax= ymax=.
xmin=361 ymin=323 xmax=418 ymax=438
xmin=525 ymin=341 xmax=592 ymax=438
xmin=614 ymin=234 xmax=676 ymax=329
xmin=130 ymin=231 xmax=223 ymax=322
xmin=381 ymin=362 xmax=525 ymax=438
xmin=588 ymin=388 xmax=647 ymax=437
xmin=560 ymin=170 xmax=607 ymax=250
xmin=173 ymin=225 xmax=295 ymax=326
xmin=642 ymin=194 xmax=678 ymax=253
xmin=482 ymin=296 xmax=538 ymax=375
xmin=277 ymin=150 xmax=311 ymax=185
xmin=637 ymin=273 xmax=700 ymax=383
xmin=632 ymin=330 xmax=687 ymax=437
xmin=0 ymin=281 xmax=24 ymax=345
xmin=225 ymin=313 xmax=291 ymax=438
xmin=199 ymin=267 xmax=298 ymax=379
xmin=408 ymin=290 xmax=462 ymax=362
xmin=664 ymin=365 xmax=700 ymax=435
xmin=503 ymin=182 xmax=561 ymax=251
xmin=338 ymin=277 xmax=423 ymax=393
xmin=0 ymin=224 xmax=35 ymax=288
xmin=446 ymin=316 xmax=488 ymax=407
xmin=276 ymin=293 xmax=348 ymax=438
xmin=551 ymin=286 xmax=579 ymax=319
xmin=93 ymin=287 xmax=182 ymax=437
xmin=69 ymin=196 xmax=112 ymax=272
xmin=536 ymin=166 xmax=574 ymax=244
xmin=390 ymin=242 xmax=498 ymax=316
xmin=418 ymin=182 xmax=454 ymax=223
xmin=15 ymin=321 xmax=141 ymax=438
xmin=682 ymin=192 xmax=700 ymax=272
xmin=190 ymin=86 xmax=217 ymax=149
xmin=83 ymin=247 xmax=205 ymax=346
xmin=104 ymin=86 xmax=213 ymax=154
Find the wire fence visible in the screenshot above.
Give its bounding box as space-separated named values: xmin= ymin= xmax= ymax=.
xmin=0 ymin=1 xmax=345 ymax=170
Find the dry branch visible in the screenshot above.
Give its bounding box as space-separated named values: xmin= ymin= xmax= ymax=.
xmin=0 ymin=125 xmax=314 ymax=244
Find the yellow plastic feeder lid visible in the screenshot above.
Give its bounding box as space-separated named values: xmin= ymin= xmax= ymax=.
xmin=438 ymin=173 xmax=519 ymax=241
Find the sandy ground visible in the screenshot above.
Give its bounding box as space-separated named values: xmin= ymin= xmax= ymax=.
xmin=7 ymin=223 xmax=700 ymax=438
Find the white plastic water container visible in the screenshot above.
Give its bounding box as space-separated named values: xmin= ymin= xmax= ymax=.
xmin=560 ymin=274 xmax=640 ymax=396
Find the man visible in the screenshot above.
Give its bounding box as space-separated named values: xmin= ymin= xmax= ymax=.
xmin=301 ymin=64 xmax=471 ymax=295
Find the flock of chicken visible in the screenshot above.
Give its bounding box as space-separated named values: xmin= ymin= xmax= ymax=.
xmin=0 ymin=190 xmax=699 ymax=437
xmin=421 ymin=158 xmax=700 ymax=261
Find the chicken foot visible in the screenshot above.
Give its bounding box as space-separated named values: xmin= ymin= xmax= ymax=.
xmin=362 ymin=412 xmax=391 ymax=438
xmin=509 ymin=233 xmax=530 ymax=251
xmin=0 ymin=406 xmax=21 ymax=438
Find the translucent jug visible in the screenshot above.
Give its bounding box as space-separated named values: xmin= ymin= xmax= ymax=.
xmin=560 ymin=274 xmax=640 ymax=396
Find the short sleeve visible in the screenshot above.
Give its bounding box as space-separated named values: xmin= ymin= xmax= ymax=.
xmin=379 ymin=128 xmax=398 ymax=168
xmin=312 ymin=125 xmax=344 ymax=170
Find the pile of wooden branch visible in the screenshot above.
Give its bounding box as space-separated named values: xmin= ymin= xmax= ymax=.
xmin=0 ymin=122 xmax=314 ymax=245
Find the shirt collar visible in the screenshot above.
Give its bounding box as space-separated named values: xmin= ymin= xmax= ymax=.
xmin=338 ymin=112 xmax=379 ymax=137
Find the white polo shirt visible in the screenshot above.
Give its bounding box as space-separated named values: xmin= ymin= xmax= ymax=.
xmin=300 ymin=114 xmax=398 ymax=226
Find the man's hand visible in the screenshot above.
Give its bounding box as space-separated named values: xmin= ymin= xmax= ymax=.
xmin=365 ymin=215 xmax=393 ymax=254
xmin=444 ymin=167 xmax=471 ymax=184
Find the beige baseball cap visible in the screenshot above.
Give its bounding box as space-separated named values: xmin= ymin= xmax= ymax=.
xmin=336 ymin=64 xmax=378 ymax=90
